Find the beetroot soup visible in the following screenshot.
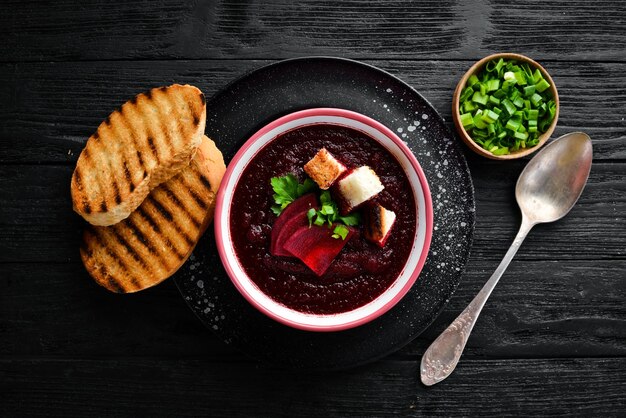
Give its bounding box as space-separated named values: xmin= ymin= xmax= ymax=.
xmin=229 ymin=124 xmax=416 ymax=314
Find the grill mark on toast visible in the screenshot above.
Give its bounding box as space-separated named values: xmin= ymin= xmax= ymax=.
xmin=109 ymin=227 xmax=155 ymax=283
xmin=122 ymin=153 xmax=134 ymax=194
xmin=106 ymin=275 xmax=125 ymax=293
xmin=152 ymin=89 xmax=175 ymax=156
xmin=151 ymin=197 xmax=173 ymax=221
xmin=150 ymin=193 xmax=195 ymax=248
xmin=109 ymin=154 xmax=122 ymax=206
xmin=101 ymin=231 xmax=141 ymax=290
xmin=198 ymin=173 xmax=212 ymax=193
xmin=161 ymin=87 xmax=186 ymax=150
xmin=133 ymin=91 xmax=161 ymax=168
xmin=105 ymin=109 xmax=132 ymax=205
xmin=137 ymin=206 xmax=161 ymax=234
xmin=125 ymin=216 xmax=169 ymax=271
xmin=95 ymin=116 xmax=123 ymax=213
xmin=178 ymin=169 xmax=210 ymax=212
xmin=199 ymin=92 xmax=205 ymax=105
xmin=81 ymin=146 xmax=105 ymax=210
xmin=162 ymin=184 xmax=201 ymax=229
xmin=107 ymin=109 xmax=126 ymax=205
xmin=92 ymin=229 xmax=140 ymax=291
xmin=134 ymin=90 xmax=161 ymax=164
xmin=114 ymin=188 xmax=122 ymax=205
xmin=73 ymin=170 xmax=92 ymax=214
xmin=136 ymin=151 xmax=146 ymax=172
xmin=126 ymin=216 xmax=148 ymax=247
xmin=147 ymin=136 xmax=159 ymax=163
xmin=188 ymin=188 xmax=208 ymax=210
xmin=193 ymin=112 xmax=200 ymax=127
xmin=93 ymin=131 xmax=99 ymax=140
xmin=139 ymin=202 xmax=186 ymax=260
xmin=110 ymin=227 xmax=142 ymax=265
xmin=116 ymin=105 xmax=145 ymax=187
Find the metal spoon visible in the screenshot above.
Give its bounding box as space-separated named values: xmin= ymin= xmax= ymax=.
xmin=420 ymin=132 xmax=593 ymax=386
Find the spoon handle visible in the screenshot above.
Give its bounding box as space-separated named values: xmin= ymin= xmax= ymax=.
xmin=420 ymin=218 xmax=534 ymax=386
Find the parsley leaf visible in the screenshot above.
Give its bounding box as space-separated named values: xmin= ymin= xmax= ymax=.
xmin=271 ymin=174 xmax=318 ymax=215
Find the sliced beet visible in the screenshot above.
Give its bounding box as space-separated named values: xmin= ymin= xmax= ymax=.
xmin=270 ymin=193 xmax=318 ymax=256
xmin=283 ymin=224 xmax=355 ymax=276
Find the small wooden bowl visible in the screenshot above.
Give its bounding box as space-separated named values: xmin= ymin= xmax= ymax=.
xmin=452 ymin=53 xmax=559 ymax=160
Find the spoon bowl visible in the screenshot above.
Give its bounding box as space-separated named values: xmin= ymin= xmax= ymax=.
xmin=421 ymin=132 xmax=592 ymax=386
xmin=516 ymin=132 xmax=593 ymax=224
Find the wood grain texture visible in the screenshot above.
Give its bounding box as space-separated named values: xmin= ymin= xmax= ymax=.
xmin=1 ymin=0 xmax=625 ymax=62
xmin=1 ymin=358 xmax=625 ymax=417
xmin=2 ymin=1 xmax=626 ymax=416
xmin=1 ymin=59 xmax=624 ymax=164
xmin=1 ymin=163 xmax=623 ymax=263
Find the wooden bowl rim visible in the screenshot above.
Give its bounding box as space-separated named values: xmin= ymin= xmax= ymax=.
xmin=452 ymin=52 xmax=560 ymax=160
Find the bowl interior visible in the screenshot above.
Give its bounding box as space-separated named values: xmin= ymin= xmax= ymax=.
xmin=215 ymin=108 xmax=433 ymax=331
xmin=452 ymin=53 xmax=560 ymax=160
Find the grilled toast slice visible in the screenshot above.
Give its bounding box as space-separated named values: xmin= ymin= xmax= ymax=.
xmin=80 ymin=136 xmax=225 ymax=293
xmin=71 ymin=84 xmax=207 ymax=226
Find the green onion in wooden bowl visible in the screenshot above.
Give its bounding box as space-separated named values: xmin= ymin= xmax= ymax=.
xmin=452 ymin=53 xmax=559 ymax=160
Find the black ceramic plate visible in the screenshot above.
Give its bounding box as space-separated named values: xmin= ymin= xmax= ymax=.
xmin=174 ymin=57 xmax=475 ymax=371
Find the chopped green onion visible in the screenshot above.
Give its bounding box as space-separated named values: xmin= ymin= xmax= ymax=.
xmin=472 ymin=91 xmax=489 ymax=105
xmin=468 ymin=74 xmax=480 ymax=87
xmin=514 ymin=131 xmax=528 ymax=140
xmin=481 ymin=109 xmax=500 ymax=124
xmin=505 ymin=117 xmax=521 ymax=131
xmin=514 ymin=71 xmax=527 ymax=85
xmin=473 ymin=112 xmax=488 ymax=129
xmin=502 ymin=98 xmax=517 ymax=116
xmin=463 ymin=101 xmax=477 ymax=112
xmin=492 ymin=147 xmax=509 ymax=156
xmin=486 ymin=79 xmax=500 ymax=92
xmin=535 ymin=78 xmax=551 ymax=93
xmin=460 ymin=112 xmax=474 ymax=128
xmin=332 ymin=225 xmax=350 ymax=240
xmin=504 ymin=71 xmax=516 ymax=81
xmin=460 ymin=87 xmax=474 ymax=103
xmin=460 ymin=58 xmax=556 ymax=156
xmin=523 ymin=85 xmax=536 ymax=97
xmin=529 ymin=93 xmax=543 ymax=107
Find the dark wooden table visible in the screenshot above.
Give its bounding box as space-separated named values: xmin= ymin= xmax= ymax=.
xmin=2 ymin=1 xmax=625 ymax=416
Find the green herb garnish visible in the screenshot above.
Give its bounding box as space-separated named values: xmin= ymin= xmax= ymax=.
xmin=459 ymin=58 xmax=557 ymax=155
xmin=309 ymin=191 xmax=361 ymax=239
xmin=270 ymin=173 xmax=317 ymax=215
xmin=332 ymin=224 xmax=350 ymax=240
xmin=270 ymin=174 xmax=360 ymax=239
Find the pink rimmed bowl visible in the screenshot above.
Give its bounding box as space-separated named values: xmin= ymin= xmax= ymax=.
xmin=214 ymin=108 xmax=433 ymax=332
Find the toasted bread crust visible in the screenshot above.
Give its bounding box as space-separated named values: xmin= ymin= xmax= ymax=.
xmin=71 ymin=84 xmax=207 ymax=226
xmin=80 ymin=136 xmax=225 ymax=293
xmin=303 ymin=148 xmax=347 ymax=190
